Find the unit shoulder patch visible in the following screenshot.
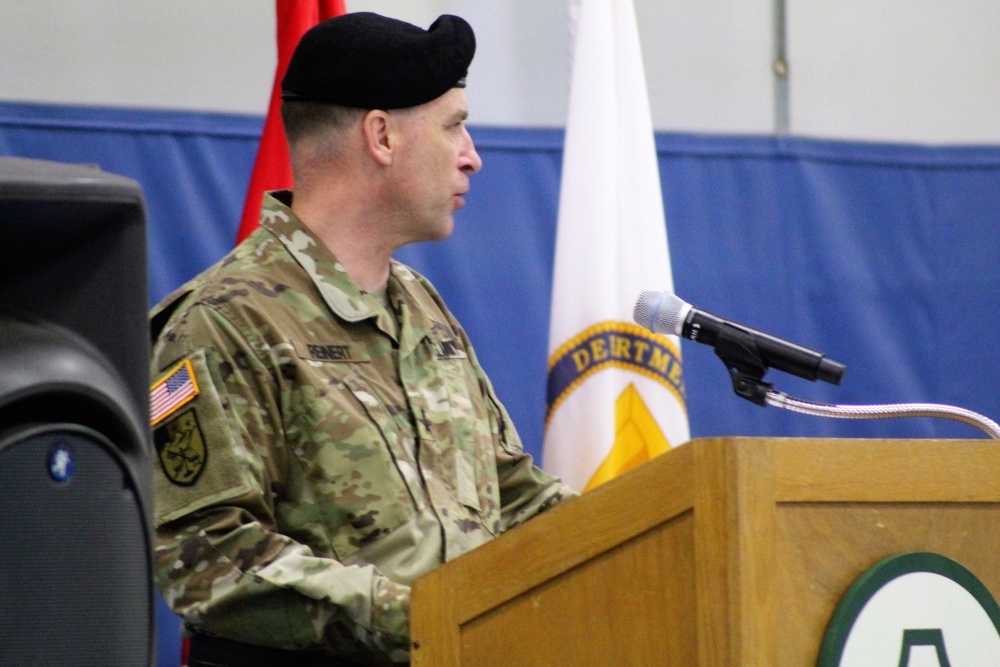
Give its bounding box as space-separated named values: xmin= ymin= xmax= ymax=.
xmin=154 ymin=408 xmax=207 ymax=486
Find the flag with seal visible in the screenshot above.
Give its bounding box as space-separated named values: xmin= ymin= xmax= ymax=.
xmin=542 ymin=0 xmax=690 ymax=492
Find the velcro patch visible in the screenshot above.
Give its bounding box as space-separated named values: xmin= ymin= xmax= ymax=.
xmin=295 ymin=341 xmax=371 ymax=363
xmin=436 ymin=338 xmax=467 ymax=360
xmin=153 ymin=408 xmax=207 ymax=487
xmin=150 ymin=359 xmax=200 ymax=426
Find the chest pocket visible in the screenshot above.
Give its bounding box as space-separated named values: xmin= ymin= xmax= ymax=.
xmin=409 ymin=341 xmax=502 ymax=536
xmin=281 ymin=343 xmax=417 ymax=562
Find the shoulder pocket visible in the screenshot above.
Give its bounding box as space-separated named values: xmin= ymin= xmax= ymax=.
xmin=151 ymin=348 xmax=255 ymax=526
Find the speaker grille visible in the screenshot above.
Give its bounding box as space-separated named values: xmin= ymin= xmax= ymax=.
xmin=0 ymin=427 xmax=152 ymax=666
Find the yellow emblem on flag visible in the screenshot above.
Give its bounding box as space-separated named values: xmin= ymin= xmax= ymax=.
xmin=585 ymin=383 xmax=672 ymax=491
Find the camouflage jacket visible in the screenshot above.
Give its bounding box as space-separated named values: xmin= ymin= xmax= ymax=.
xmin=149 ymin=192 xmax=574 ymax=664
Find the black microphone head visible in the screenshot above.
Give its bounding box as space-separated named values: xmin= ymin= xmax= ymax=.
xmin=633 ymin=290 xmax=689 ymax=335
xmin=817 ymin=357 xmax=846 ymax=385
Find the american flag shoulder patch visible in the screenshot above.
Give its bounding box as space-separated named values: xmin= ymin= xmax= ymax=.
xmin=150 ymin=359 xmax=200 ymax=426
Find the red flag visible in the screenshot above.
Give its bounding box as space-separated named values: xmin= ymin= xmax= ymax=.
xmin=235 ymin=0 xmax=347 ymax=244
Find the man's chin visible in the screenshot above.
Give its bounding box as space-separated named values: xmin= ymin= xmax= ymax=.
xmin=421 ymin=218 xmax=455 ymax=243
xmin=433 ymin=224 xmax=455 ymax=241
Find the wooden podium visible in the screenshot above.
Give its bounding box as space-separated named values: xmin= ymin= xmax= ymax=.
xmin=410 ymin=437 xmax=1000 ymax=665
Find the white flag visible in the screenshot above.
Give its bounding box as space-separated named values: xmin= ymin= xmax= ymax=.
xmin=543 ymin=0 xmax=690 ymax=492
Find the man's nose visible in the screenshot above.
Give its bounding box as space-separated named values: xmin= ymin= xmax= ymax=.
xmin=460 ymin=129 xmax=482 ymax=175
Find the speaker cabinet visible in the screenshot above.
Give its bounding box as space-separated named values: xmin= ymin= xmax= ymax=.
xmin=0 ymin=158 xmax=153 ymax=666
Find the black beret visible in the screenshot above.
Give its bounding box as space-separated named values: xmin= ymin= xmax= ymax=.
xmin=281 ymin=12 xmax=475 ymax=110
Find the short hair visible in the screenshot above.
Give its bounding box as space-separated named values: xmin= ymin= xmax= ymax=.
xmin=280 ymin=101 xmax=364 ymax=149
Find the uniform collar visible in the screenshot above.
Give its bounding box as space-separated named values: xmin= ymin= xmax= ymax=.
xmin=260 ymin=191 xmax=451 ymax=354
xmin=260 ymin=190 xmax=377 ymax=324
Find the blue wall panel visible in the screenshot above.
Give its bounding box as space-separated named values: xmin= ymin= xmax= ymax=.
xmin=5 ymin=103 xmax=1000 ymax=665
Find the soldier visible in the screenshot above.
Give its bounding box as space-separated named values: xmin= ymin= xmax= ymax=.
xmin=148 ymin=11 xmax=576 ymax=667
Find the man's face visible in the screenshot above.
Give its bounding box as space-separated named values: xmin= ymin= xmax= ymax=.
xmin=389 ymin=88 xmax=482 ymax=244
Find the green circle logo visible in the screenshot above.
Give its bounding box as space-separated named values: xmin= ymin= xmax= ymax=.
xmin=819 ymin=552 xmax=1000 ymax=666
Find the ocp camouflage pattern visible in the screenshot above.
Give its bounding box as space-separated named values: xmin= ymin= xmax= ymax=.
xmin=149 ymin=192 xmax=575 ymax=664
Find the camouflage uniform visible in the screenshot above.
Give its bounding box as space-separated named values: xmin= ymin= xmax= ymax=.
xmin=149 ymin=192 xmax=573 ymax=665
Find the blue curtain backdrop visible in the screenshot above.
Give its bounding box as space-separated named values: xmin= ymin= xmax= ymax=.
xmin=4 ymin=101 xmax=1000 ymax=665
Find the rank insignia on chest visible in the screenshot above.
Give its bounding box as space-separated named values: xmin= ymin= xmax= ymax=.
xmin=154 ymin=409 xmax=207 ymax=486
xmin=436 ymin=338 xmax=467 ymax=360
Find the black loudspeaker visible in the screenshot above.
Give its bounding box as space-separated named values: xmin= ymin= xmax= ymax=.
xmin=0 ymin=157 xmax=154 ymax=666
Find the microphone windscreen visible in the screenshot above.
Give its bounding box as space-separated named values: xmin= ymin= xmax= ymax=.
xmin=633 ymin=290 xmax=688 ymax=335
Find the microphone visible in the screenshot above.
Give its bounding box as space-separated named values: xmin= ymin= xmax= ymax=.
xmin=633 ymin=290 xmax=845 ymax=386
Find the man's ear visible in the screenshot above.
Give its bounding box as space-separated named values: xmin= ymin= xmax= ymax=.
xmin=362 ymin=109 xmax=394 ymax=166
